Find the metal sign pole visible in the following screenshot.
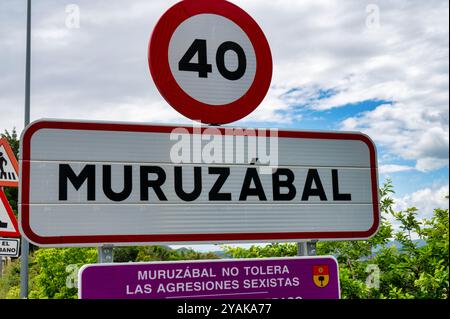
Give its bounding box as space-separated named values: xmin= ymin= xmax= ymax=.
xmin=0 ymin=256 xmax=3 ymax=278
xmin=297 ymin=241 xmax=317 ymax=256
xmin=98 ymin=245 xmax=114 ymax=263
xmin=297 ymin=242 xmax=307 ymax=256
xmin=307 ymin=241 xmax=318 ymax=256
xmin=20 ymin=0 xmax=32 ymax=299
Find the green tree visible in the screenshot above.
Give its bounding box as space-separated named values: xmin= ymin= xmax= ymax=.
xmin=0 ymin=255 xmax=40 ymax=299
xmin=112 ymin=247 xmax=140 ymax=262
xmin=29 ymin=248 xmax=98 ymax=299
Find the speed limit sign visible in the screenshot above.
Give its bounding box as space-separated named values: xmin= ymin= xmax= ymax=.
xmin=148 ymin=0 xmax=273 ymax=124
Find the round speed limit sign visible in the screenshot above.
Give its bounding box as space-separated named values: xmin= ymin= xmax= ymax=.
xmin=149 ymin=0 xmax=273 ymax=124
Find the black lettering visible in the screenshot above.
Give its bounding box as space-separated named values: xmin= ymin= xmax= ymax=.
xmin=59 ymin=164 xmax=95 ymax=201
xmin=301 ymin=169 xmax=327 ymax=201
xmin=239 ymin=168 xmax=267 ymax=201
xmin=174 ymin=166 xmax=202 ymax=202
xmin=140 ymin=166 xmax=167 ymax=201
xmin=216 ymin=41 xmax=247 ymax=81
xmin=273 ymin=168 xmax=296 ymax=201
xmin=209 ymin=167 xmax=231 ymax=201
xmin=332 ymin=169 xmax=352 ymax=201
xmin=178 ymin=39 xmax=212 ymax=78
xmin=103 ymin=165 xmax=132 ymax=202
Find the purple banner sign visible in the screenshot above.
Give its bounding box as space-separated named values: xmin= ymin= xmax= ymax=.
xmin=79 ymin=257 xmax=340 ymax=299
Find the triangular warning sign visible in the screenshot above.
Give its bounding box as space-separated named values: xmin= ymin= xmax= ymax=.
xmin=0 ymin=189 xmax=20 ymax=237
xmin=0 ymin=138 xmax=19 ymax=187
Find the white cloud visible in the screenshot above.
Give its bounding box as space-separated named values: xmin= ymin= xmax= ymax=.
xmin=246 ymin=0 xmax=449 ymax=171
xmin=416 ymin=158 xmax=449 ymax=172
xmin=331 ymin=0 xmax=449 ymax=172
xmin=379 ymin=164 xmax=415 ymax=174
xmin=393 ymin=185 xmax=449 ymax=218
xmin=342 ymin=103 xmax=449 ymax=172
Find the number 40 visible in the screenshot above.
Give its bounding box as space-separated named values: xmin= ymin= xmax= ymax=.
xmin=178 ymin=39 xmax=247 ymax=81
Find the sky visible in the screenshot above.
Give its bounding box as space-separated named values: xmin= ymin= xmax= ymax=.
xmin=0 ymin=0 xmax=448 ymax=251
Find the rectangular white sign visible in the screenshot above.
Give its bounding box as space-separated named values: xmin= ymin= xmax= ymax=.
xmin=19 ymin=120 xmax=379 ymax=246
xmin=0 ymin=238 xmax=20 ymax=257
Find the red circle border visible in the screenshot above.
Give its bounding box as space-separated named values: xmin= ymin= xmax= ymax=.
xmin=148 ymin=0 xmax=273 ymax=125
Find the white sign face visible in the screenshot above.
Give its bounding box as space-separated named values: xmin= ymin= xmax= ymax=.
xmin=0 ymin=238 xmax=20 ymax=257
xmin=168 ymin=14 xmax=257 ymax=105
xmin=20 ymin=120 xmax=380 ymax=247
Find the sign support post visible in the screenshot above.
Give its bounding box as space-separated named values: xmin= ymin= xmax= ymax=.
xmin=98 ymin=245 xmax=114 ymax=263
xmin=20 ymin=0 xmax=32 ymax=299
xmin=297 ymin=242 xmax=307 ymax=256
xmin=0 ymin=256 xmax=3 ymax=278
xmin=308 ymin=241 xmax=318 ymax=256
xmin=298 ymin=241 xmax=318 ymax=256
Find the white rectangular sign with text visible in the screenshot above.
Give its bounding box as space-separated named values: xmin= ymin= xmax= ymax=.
xmin=20 ymin=120 xmax=379 ymax=246
xmin=0 ymin=238 xmax=20 ymax=257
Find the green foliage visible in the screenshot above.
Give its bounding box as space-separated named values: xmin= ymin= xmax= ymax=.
xmin=113 ymin=247 xmax=140 ymax=262
xmin=29 ymin=248 xmax=98 ymax=299
xmin=224 ymin=180 xmax=449 ymax=299
xmin=0 ymin=255 xmax=40 ymax=299
xmin=0 ymin=259 xmax=21 ymax=298
xmin=5 ymin=286 xmax=20 ymax=299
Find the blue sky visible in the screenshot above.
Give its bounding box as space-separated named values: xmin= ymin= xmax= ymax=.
xmin=0 ymin=0 xmax=448 ymax=251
